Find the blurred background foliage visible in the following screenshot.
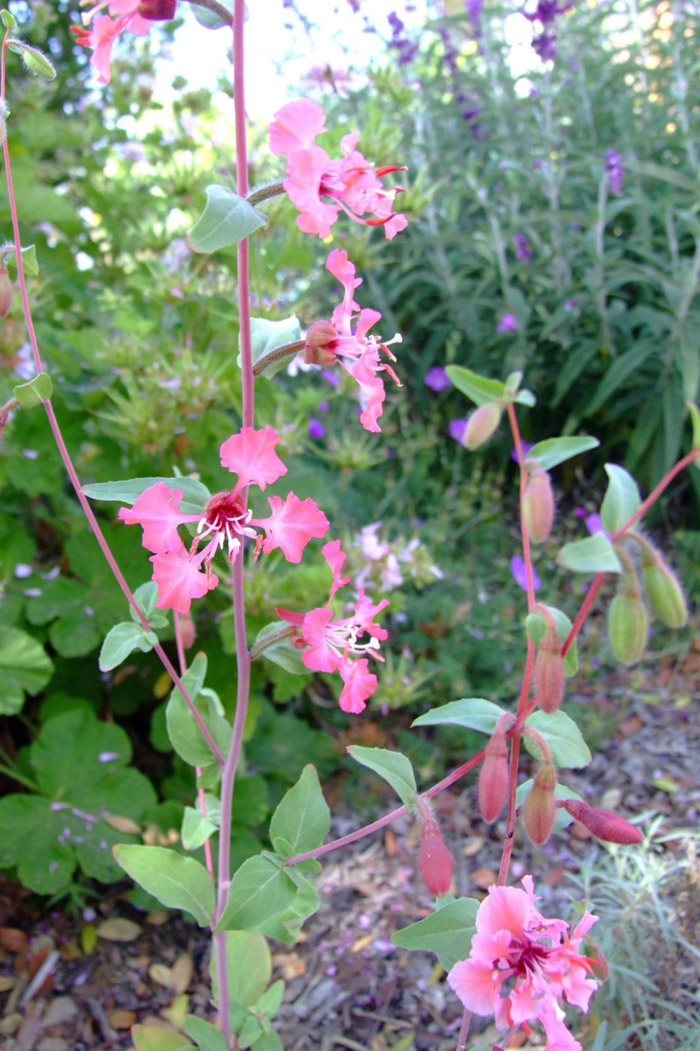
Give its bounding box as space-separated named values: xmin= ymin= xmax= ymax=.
xmin=0 ymin=0 xmax=698 ymax=904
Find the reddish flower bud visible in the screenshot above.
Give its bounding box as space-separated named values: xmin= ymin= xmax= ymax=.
xmin=522 ymin=466 xmax=554 ymax=544
xmin=463 ymin=403 xmax=502 ymax=451
xmin=178 ymin=611 xmax=196 ymax=650
xmin=418 ymin=819 xmax=453 ymax=896
xmin=304 ymin=320 xmax=338 ymax=366
xmin=562 ymin=799 xmax=643 ymax=845
xmin=642 ymin=552 xmax=687 ymax=629
xmin=138 ymin=0 xmax=177 ymax=19
xmin=478 ymin=730 xmax=509 ymax=823
xmin=0 ymin=267 xmax=12 ymax=318
xmin=522 ymin=763 xmax=557 ymax=845
xmin=608 ymin=576 xmax=648 ymax=666
xmin=533 ymin=622 xmax=565 ymax=713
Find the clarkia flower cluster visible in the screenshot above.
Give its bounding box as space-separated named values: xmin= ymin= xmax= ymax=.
xmin=269 ymin=99 xmax=408 ymax=240
xmin=278 ymin=540 xmax=389 ymax=714
xmin=448 ymin=876 xmax=599 ymax=1051
xmin=72 ymin=0 xmax=176 ymax=84
xmin=119 ymin=426 xmax=329 ymax=613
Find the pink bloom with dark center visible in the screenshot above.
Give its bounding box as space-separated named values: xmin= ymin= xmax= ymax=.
xmin=269 ymin=99 xmax=407 ymax=240
xmin=119 ymin=426 xmax=329 ymax=613
xmin=277 ymin=539 xmax=389 ymax=714
xmin=448 ymin=876 xmax=598 ymax=1051
xmin=71 ymin=0 xmax=174 ymax=84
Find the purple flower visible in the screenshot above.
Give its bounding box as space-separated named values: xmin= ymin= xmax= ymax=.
xmin=308 ymin=417 xmax=326 ymax=439
xmin=322 ymin=369 xmax=340 ymax=387
xmin=605 ymin=149 xmax=625 ymax=195
xmin=511 ymin=555 xmax=541 ymax=592
xmin=510 ymin=441 xmax=534 ymax=464
xmin=514 ymin=232 xmax=532 ymax=263
xmin=425 ymin=366 xmax=451 ymax=391
xmin=585 ymin=513 xmax=608 ymax=536
xmin=317 ymin=400 xmax=330 ymax=412
xmin=532 ymin=30 xmax=558 ymax=61
xmin=449 ymin=418 xmax=468 ymax=444
xmin=497 ymin=313 xmax=519 ymax=333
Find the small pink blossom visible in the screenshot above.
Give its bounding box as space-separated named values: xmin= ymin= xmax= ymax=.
xmin=305 ymin=250 xmax=401 ymax=432
xmin=119 ymin=426 xmax=329 ymax=613
xmin=71 ymin=0 xmax=174 ymax=84
xmin=269 ymin=99 xmax=407 ymax=240
xmin=448 ymin=876 xmax=599 ymax=1051
xmin=277 ymin=540 xmax=389 ymax=714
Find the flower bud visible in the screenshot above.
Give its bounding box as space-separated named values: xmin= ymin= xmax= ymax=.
xmin=562 ymin=799 xmax=642 ymax=845
xmin=0 ymin=267 xmax=12 ymax=318
xmin=522 ymin=466 xmax=554 ymax=544
xmin=478 ymin=729 xmax=509 ymax=823
xmin=304 ymin=320 xmax=338 ymax=366
xmin=138 ymin=0 xmax=177 ymax=18
xmin=608 ymin=578 xmax=648 ymax=666
xmin=462 ymin=403 xmax=502 ymax=451
xmin=642 ymin=553 xmax=687 ymax=629
xmin=533 ymin=621 xmax=565 ymax=713
xmin=418 ymin=819 xmax=453 ymax=896
xmin=178 ymin=611 xmax=196 ymax=650
xmin=522 ymin=763 xmax=557 ymax=845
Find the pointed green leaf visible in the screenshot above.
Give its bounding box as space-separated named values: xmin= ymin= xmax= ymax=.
xmin=166 ymin=658 xmax=231 ymax=768
xmin=132 ymin=1025 xmax=193 ymax=1051
xmin=524 ymin=710 xmax=591 ymax=768
xmin=189 ymin=185 xmax=267 ymax=252
xmin=556 ymin=533 xmax=622 ymax=574
xmin=0 ymin=626 xmax=53 ymax=715
xmin=185 ymin=1016 xmax=228 ymax=1051
xmin=391 ymin=897 xmax=479 ymax=970
xmin=6 ymin=243 xmax=38 ymax=276
xmin=527 ymin=436 xmax=599 ymax=472
xmin=251 ymin=1032 xmax=284 ymax=1051
xmin=412 ymin=698 xmax=506 ymax=735
xmin=13 ymin=371 xmax=53 ymax=406
xmin=444 ymin=366 xmax=506 ymax=407
xmin=212 ymin=931 xmax=270 ymax=1009
xmin=254 ymin=622 xmax=309 ymax=675
xmin=82 ymin=476 xmax=210 ymax=514
xmin=346 ymin=746 xmax=417 ymax=810
xmin=252 ymin=979 xmax=285 ymax=1018
xmin=245 ymin=316 xmax=302 ymax=378
xmin=181 ymin=807 xmax=218 ymax=851
xmin=269 ymin=765 xmax=330 ymax=858
xmin=1 ymin=11 xmax=17 ymax=30
xmin=253 ymin=868 xmax=320 ymax=943
xmin=600 ymin=464 xmax=642 ymax=533
xmin=214 ymin=855 xmax=296 ymax=932
xmin=99 ymin=622 xmax=157 ymax=671
xmin=524 ymin=606 xmax=578 ymax=677
xmin=128 ymin=581 xmax=169 ymax=629
xmin=114 ymin=845 xmax=215 ymax=926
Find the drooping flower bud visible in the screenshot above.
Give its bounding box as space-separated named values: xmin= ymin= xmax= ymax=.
xmin=178 ymin=611 xmax=196 ymax=650
xmin=608 ymin=573 xmax=648 ymax=666
xmin=642 ymin=551 xmax=688 ymax=629
xmin=0 ymin=266 xmax=12 ymax=318
xmin=522 ymin=465 xmax=554 ymax=544
xmin=533 ymin=620 xmax=565 ymax=713
xmin=478 ymin=729 xmax=509 ymax=823
xmin=462 ymin=403 xmax=502 ymax=451
xmin=304 ymin=320 xmax=338 ymax=366
xmin=522 ymin=762 xmax=557 ymax=845
xmin=562 ymin=799 xmax=642 ymax=845
xmin=138 ymin=0 xmax=178 ymax=19
xmin=418 ymin=819 xmax=453 ymax=896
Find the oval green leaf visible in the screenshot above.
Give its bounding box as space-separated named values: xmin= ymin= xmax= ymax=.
xmin=526 ymin=436 xmax=599 ymax=472
xmin=524 ymin=710 xmax=591 ymax=768
xmin=114 ymin=845 xmax=215 ymax=926
xmin=269 ymin=765 xmax=330 ymax=858
xmin=444 ymin=365 xmax=506 ymax=407
xmin=82 ymin=476 xmax=210 ymax=514
xmin=214 ymin=855 xmax=296 ymax=932
xmin=391 ymin=897 xmax=479 ymax=970
xmin=189 ymin=185 xmax=268 ymax=252
xmin=346 ymin=746 xmax=417 ymax=810
xmin=600 ymin=463 xmax=642 ymax=533
xmin=412 ymin=698 xmax=506 ymax=735
xmin=556 ymin=533 xmax=622 ymax=574
xmin=13 ymin=371 xmax=53 ymax=406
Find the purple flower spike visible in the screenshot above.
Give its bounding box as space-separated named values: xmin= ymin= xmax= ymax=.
xmin=497 ymin=313 xmax=519 ymax=333
xmin=425 ymin=366 xmax=451 ymax=391
xmin=605 ymin=149 xmax=625 ymax=195
xmin=511 ymin=555 xmax=541 ymax=592
xmin=514 ymin=232 xmax=532 ymax=263
xmin=449 ymin=418 xmax=468 ymax=444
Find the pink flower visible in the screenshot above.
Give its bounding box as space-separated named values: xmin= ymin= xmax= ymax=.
xmin=448 ymin=876 xmax=599 ymax=1051
xmin=305 ymin=250 xmax=401 ymax=432
xmin=269 ymin=99 xmax=407 ymax=240
xmin=277 ymin=540 xmax=389 ymax=714
xmin=119 ymin=426 xmax=329 ymax=613
xmin=71 ymin=0 xmax=175 ymax=84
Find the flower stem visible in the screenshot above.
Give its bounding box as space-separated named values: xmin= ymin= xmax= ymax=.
xmin=252 ymin=340 xmax=305 ymax=376
xmin=248 ymin=180 xmax=285 ymax=207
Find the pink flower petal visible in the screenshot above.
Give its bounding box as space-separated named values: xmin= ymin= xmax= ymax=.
xmin=322 ymin=539 xmax=350 ymax=597
xmin=219 ymin=425 xmax=287 ymax=489
xmin=256 ymin=492 xmax=329 ymax=562
xmin=338 ymin=657 xmax=376 ymax=714
xmin=150 ymin=549 xmax=219 ymax=613
xmin=118 ymin=481 xmax=200 ymax=553
xmin=269 ymin=99 xmax=326 ymax=155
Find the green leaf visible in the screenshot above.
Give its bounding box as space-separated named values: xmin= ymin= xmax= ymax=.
xmin=82 ymin=476 xmax=210 ymax=515
xmin=524 ymin=710 xmax=591 ymax=768
xmin=599 ymin=464 xmax=642 ymax=534
xmin=269 ymin=765 xmax=330 ymax=859
xmin=189 ymin=185 xmax=268 ymax=252
xmin=191 ymin=0 xmax=232 ymax=28
xmin=444 ymin=366 xmax=506 ymax=407
xmin=391 ymin=897 xmax=479 ymax=970
xmin=556 ymin=533 xmax=622 ymax=574
xmin=251 ymin=1032 xmax=283 ymax=1051
xmin=114 ymin=845 xmax=215 ymax=926
xmin=166 ymin=655 xmax=231 ymax=768
xmin=132 ymin=1025 xmax=193 ymax=1051
xmin=13 ymin=371 xmax=53 ymax=406
xmin=412 ymin=698 xmax=506 ymax=735
xmin=254 ymin=622 xmax=309 ymax=675
xmin=346 ymin=746 xmax=417 ymax=810
xmin=211 ymin=930 xmax=271 ymax=1008
xmin=181 ymin=807 xmax=218 ymax=851
xmin=255 ymin=869 xmax=320 ymax=944
xmin=6 ymin=243 xmax=38 ymax=276
xmin=129 ymin=581 xmax=169 ymax=628
xmin=99 ymin=622 xmax=157 ymax=672
xmin=524 ymin=606 xmax=578 ymax=677
xmin=584 ymin=342 xmax=657 ymax=416
xmin=215 ymin=855 xmax=296 ymax=932
xmin=526 ymin=436 xmax=599 ymax=472
xmin=246 ymin=316 xmax=302 ymax=378
xmin=185 ymin=1016 xmax=228 ymax=1051
xmin=688 ymin=401 xmax=700 ymax=458
xmin=514 ymin=389 xmax=537 ymax=407
xmin=0 ymin=625 xmax=53 ymax=715
xmin=515 ymin=781 xmax=584 ymax=832
xmin=252 ymin=979 xmax=285 ymax=1018
xmin=1 ymin=10 xmax=17 ymax=30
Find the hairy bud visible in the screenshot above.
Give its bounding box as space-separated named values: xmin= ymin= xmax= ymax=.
xmin=304 ymin=320 xmax=337 ymax=366
xmin=478 ymin=729 xmax=509 ymax=823
xmin=522 ymin=763 xmax=557 ymax=845
xmin=642 ymin=552 xmax=687 ymax=629
xmin=522 ymin=466 xmax=554 ymax=544
xmin=0 ymin=267 xmax=12 ymax=318
xmin=533 ymin=621 xmax=565 ymax=713
xmin=562 ymin=799 xmax=642 ymax=845
xmin=463 ymin=403 xmax=502 ymax=451
xmin=138 ymin=0 xmax=178 ymax=19
xmin=608 ymin=576 xmax=648 ymax=666
xmin=418 ymin=819 xmax=453 ymax=896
